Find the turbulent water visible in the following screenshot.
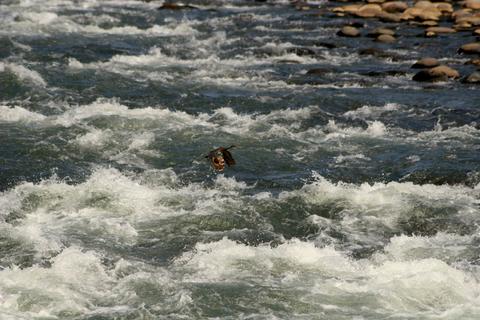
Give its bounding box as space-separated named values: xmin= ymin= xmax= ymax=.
xmin=1 ymin=0 xmax=480 ymax=319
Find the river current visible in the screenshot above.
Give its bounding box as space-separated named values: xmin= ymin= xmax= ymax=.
xmin=1 ymin=0 xmax=480 ymax=319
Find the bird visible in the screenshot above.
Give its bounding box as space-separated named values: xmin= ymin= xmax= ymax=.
xmin=205 ymin=145 xmax=236 ymax=172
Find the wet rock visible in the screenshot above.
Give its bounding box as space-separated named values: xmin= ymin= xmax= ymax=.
xmin=412 ymin=57 xmax=440 ymax=68
xmin=276 ymin=60 xmax=301 ymax=64
xmin=402 ymin=6 xmax=442 ymax=21
xmin=376 ymin=34 xmax=396 ymax=42
xmin=435 ymin=2 xmax=453 ymax=14
xmin=381 ymin=1 xmax=408 ymax=13
xmin=464 ymin=0 xmax=480 ymax=10
xmin=474 ymin=28 xmax=480 ymax=36
xmin=314 ymin=42 xmax=337 ymax=49
xmin=358 ymin=47 xmax=401 ymax=60
xmin=332 ymin=4 xmax=362 ymax=15
xmin=413 ymin=65 xmax=460 ymax=81
xmin=358 ymin=47 xmax=384 ymax=56
xmin=158 ymin=2 xmax=198 ymax=10
xmin=367 ymin=0 xmax=386 ymax=4
xmin=425 ymin=26 xmax=456 ymax=36
xmin=367 ymin=27 xmax=395 ymax=37
xmin=361 ymin=70 xmax=407 ymax=76
xmin=286 ymin=47 xmax=317 ymax=56
xmin=422 ymin=20 xmax=439 ymax=26
xmin=458 ymin=42 xmax=480 ymax=54
xmin=337 ymin=26 xmax=361 ymax=37
xmin=465 ymin=58 xmax=480 ymax=66
xmin=462 ymin=71 xmax=480 ymax=83
xmin=356 ymin=4 xmax=383 ymax=18
xmin=454 ymin=14 xmax=480 ymax=27
xmin=306 ymin=68 xmax=332 ymax=75
xmin=377 ymin=11 xmax=402 ymax=22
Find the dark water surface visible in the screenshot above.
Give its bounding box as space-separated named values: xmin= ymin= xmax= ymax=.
xmin=1 ymin=0 xmax=480 ymax=319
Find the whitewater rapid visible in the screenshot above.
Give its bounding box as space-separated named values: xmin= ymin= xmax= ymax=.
xmin=1 ymin=0 xmax=480 ymax=319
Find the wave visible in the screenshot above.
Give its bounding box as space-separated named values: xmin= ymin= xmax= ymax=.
xmin=0 ymin=62 xmax=46 ymax=87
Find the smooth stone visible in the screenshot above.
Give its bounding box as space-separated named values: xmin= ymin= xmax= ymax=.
xmin=381 ymin=1 xmax=408 ymax=13
xmin=464 ymin=0 xmax=480 ymax=10
xmin=286 ymin=47 xmax=317 ymax=56
xmin=376 ymin=34 xmax=396 ymax=42
xmin=458 ymin=42 xmax=480 ymax=54
xmin=462 ymin=71 xmax=480 ymax=83
xmin=435 ymin=2 xmax=453 ymax=13
xmin=356 ymin=4 xmax=383 ymax=18
xmin=314 ymin=42 xmax=337 ymax=49
xmin=422 ymin=20 xmax=439 ymax=26
xmin=337 ymin=26 xmax=361 ymax=37
xmin=425 ymin=26 xmax=456 ymax=36
xmin=465 ymin=58 xmax=480 ymax=66
xmin=377 ymin=11 xmax=402 ymax=22
xmin=412 ymin=57 xmax=440 ymax=68
xmin=474 ymin=29 xmax=480 ymax=36
xmin=158 ymin=2 xmax=197 ymax=10
xmin=368 ymin=27 xmax=395 ymax=37
xmin=306 ymin=68 xmax=332 ymax=75
xmin=402 ymin=7 xmax=442 ymax=21
xmin=413 ymin=65 xmax=459 ymax=81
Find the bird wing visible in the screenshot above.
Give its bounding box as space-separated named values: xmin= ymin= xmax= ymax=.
xmin=222 ymin=149 xmax=235 ymax=166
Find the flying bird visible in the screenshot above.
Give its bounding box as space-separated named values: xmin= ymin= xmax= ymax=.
xmin=205 ymin=145 xmax=236 ymax=172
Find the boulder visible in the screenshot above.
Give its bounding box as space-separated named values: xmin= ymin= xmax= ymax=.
xmin=377 ymin=11 xmax=402 ymax=22
xmin=382 ymin=1 xmax=408 ymax=13
xmin=412 ymin=57 xmax=440 ymax=68
xmin=435 ymin=2 xmax=453 ymax=13
xmin=368 ymin=27 xmax=395 ymax=37
xmin=462 ymin=71 xmax=480 ymax=83
xmin=465 ymin=58 xmax=480 ymax=65
xmin=158 ymin=2 xmax=197 ymax=10
xmin=337 ymin=26 xmax=361 ymax=37
xmin=306 ymin=68 xmax=332 ymax=75
xmin=332 ymin=4 xmax=362 ymax=14
xmin=402 ymin=7 xmax=442 ymax=21
xmin=412 ymin=65 xmax=460 ymax=81
xmin=376 ymin=34 xmax=396 ymax=42
xmin=356 ymin=4 xmax=383 ymax=18
xmin=425 ymin=26 xmax=456 ymax=36
xmin=422 ymin=20 xmax=439 ymax=26
xmin=464 ymin=0 xmax=480 ymax=10
xmin=458 ymin=42 xmax=480 ymax=54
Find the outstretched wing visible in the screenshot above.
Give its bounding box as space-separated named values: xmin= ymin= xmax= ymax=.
xmin=222 ymin=149 xmax=235 ymax=166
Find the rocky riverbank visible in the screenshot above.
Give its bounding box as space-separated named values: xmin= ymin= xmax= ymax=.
xmin=158 ymin=0 xmax=480 ymax=84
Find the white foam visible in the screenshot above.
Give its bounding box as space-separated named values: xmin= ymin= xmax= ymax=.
xmin=19 ymin=12 xmax=58 ymax=25
xmin=334 ymin=154 xmax=371 ymax=164
xmin=1 ymin=167 xmax=256 ymax=255
xmin=0 ymin=105 xmax=46 ymax=123
xmin=344 ymin=103 xmax=401 ymax=120
xmin=282 ymin=173 xmax=480 ymax=233
xmin=176 ymin=237 xmax=480 ymax=316
xmin=1 ymin=63 xmax=46 ymax=87
xmin=175 ymin=238 xmax=357 ymax=282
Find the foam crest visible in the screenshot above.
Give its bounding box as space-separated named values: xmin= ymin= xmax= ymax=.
xmin=2 ymin=167 xmax=256 ymax=254
xmin=0 ymin=247 xmax=114 ymax=317
xmin=19 ymin=11 xmax=58 ymax=25
xmin=52 ymin=99 xmax=212 ymax=128
xmin=0 ymin=105 xmax=46 ymax=123
xmin=378 ymin=233 xmax=475 ymax=263
xmin=176 ymin=238 xmax=356 ymax=282
xmin=1 ymin=63 xmax=46 ymax=87
xmin=344 ymin=103 xmax=401 ymax=120
xmin=324 ymin=120 xmax=387 ymax=140
xmin=282 ymin=173 xmax=480 ymax=230
xmin=367 ymin=259 xmax=480 ymax=313
xmin=176 ymin=237 xmax=480 ymax=316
